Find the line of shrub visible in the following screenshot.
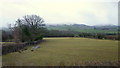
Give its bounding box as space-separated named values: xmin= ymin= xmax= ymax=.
xmin=2 ymin=40 xmax=42 ymax=55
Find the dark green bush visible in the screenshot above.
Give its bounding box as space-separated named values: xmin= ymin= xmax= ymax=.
xmin=34 ymin=35 xmax=43 ymax=41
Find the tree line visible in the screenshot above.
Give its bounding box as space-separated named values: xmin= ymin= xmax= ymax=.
xmin=42 ymin=30 xmax=119 ymax=40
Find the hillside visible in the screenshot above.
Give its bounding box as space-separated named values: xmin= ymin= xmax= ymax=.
xmin=46 ymin=24 xmax=118 ymax=33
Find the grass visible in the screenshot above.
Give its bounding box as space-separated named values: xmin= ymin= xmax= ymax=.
xmin=0 ymin=42 xmax=15 ymax=44
xmin=2 ymin=37 xmax=119 ymax=66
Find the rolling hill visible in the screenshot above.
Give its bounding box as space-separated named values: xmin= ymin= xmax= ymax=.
xmin=46 ymin=24 xmax=118 ymax=33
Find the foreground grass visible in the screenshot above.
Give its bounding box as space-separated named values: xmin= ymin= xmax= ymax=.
xmin=2 ymin=37 xmax=118 ymax=66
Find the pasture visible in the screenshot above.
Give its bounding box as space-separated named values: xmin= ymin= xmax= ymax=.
xmin=2 ymin=37 xmax=118 ymax=66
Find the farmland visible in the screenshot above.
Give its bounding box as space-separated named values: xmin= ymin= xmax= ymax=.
xmin=2 ymin=37 xmax=118 ymax=66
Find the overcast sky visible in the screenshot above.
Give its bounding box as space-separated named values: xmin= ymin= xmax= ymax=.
xmin=0 ymin=0 xmax=119 ymax=27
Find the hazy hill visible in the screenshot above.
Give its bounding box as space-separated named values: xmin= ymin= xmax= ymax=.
xmin=46 ymin=24 xmax=118 ymax=33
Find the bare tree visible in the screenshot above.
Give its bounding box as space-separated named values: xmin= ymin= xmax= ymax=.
xmin=13 ymin=15 xmax=45 ymax=42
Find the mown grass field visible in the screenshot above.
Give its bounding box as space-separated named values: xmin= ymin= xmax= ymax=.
xmin=2 ymin=37 xmax=118 ymax=66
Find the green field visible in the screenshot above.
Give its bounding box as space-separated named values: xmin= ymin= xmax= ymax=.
xmin=2 ymin=38 xmax=118 ymax=66
xmin=47 ymin=25 xmax=118 ymax=33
